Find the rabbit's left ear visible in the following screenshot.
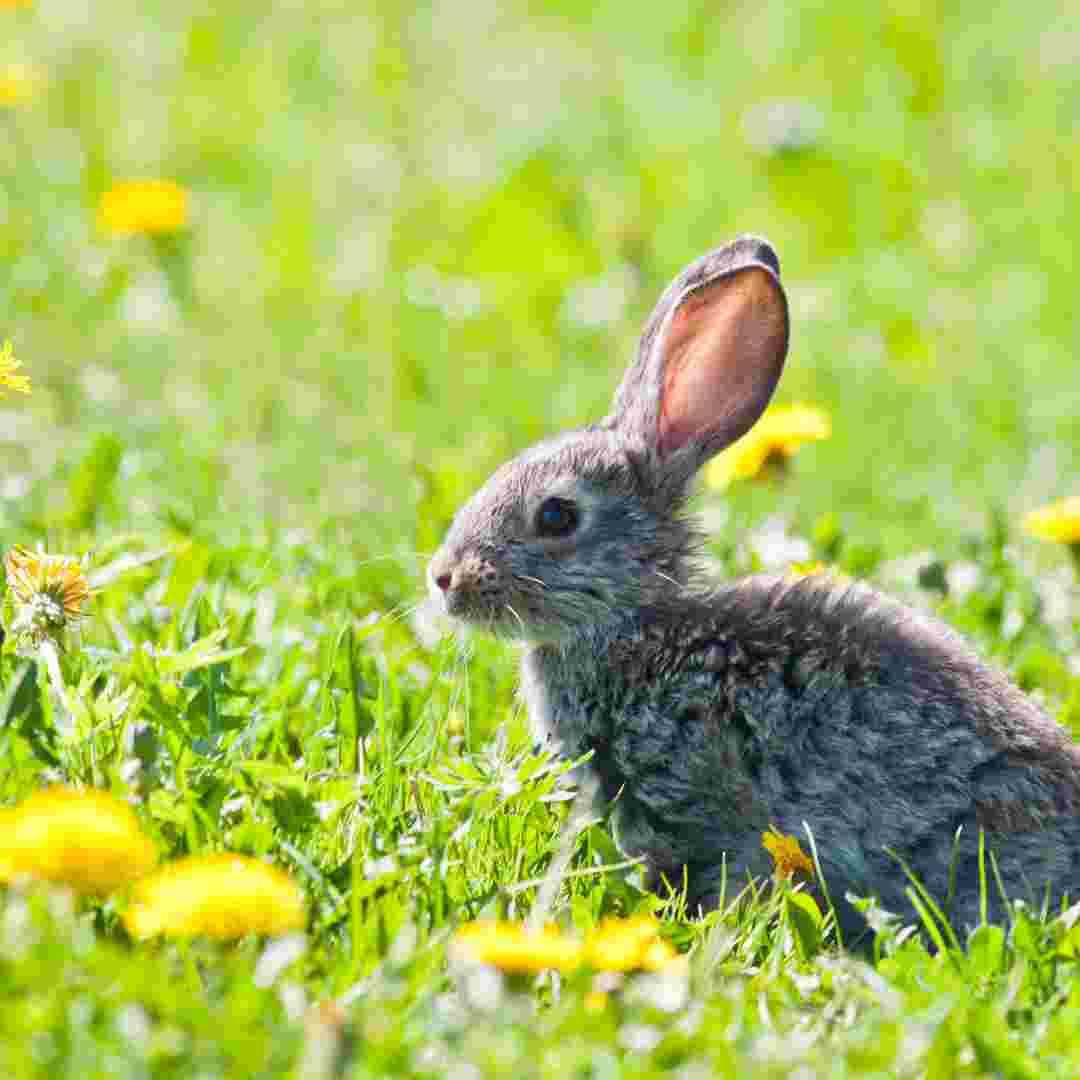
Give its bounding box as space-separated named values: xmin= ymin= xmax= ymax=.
xmin=608 ymin=236 xmax=788 ymax=491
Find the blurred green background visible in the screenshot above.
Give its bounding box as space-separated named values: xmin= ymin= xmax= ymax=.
xmin=0 ymin=4 xmax=1079 ymax=1073
xmin=2 ymin=0 xmax=1078 ymax=579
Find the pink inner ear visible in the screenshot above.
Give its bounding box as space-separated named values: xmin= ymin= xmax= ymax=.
xmin=658 ymin=268 xmax=786 ymax=459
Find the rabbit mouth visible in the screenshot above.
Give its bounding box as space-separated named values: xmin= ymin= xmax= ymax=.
xmin=440 ymin=585 xmax=577 ymax=642
xmin=452 ymin=605 xmax=536 ymax=641
xmin=450 ymin=587 xmax=618 ymax=644
xmin=440 ymin=586 xmax=523 ymax=632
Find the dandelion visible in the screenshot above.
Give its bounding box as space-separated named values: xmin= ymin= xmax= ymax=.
xmin=452 ymin=917 xmax=681 ymax=977
xmin=0 ymin=0 xmax=34 ymax=9
xmin=0 ymin=787 xmax=157 ymax=895
xmin=97 ymin=180 xmax=189 ymax=236
xmin=788 ymin=560 xmax=827 ymax=577
xmin=0 ymin=340 xmax=30 ymax=396
xmin=451 ymin=921 xmax=583 ymax=974
xmin=4 ymin=547 xmax=93 ymax=731
xmin=1022 ymin=497 xmax=1080 ymax=547
xmin=639 ymin=937 xmax=680 ymax=971
xmin=705 ymin=403 xmax=830 ymax=488
xmin=584 ymin=915 xmax=678 ymax=973
xmin=4 ymin=546 xmax=92 ymax=650
xmin=762 ymin=825 xmax=815 ymax=879
xmin=788 ymin=561 xmax=850 ymax=585
xmin=0 ymin=65 xmax=42 ymax=107
xmin=124 ymin=854 xmax=306 ymax=940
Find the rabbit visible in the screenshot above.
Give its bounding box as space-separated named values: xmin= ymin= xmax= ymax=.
xmin=427 ymin=235 xmax=1080 ymax=944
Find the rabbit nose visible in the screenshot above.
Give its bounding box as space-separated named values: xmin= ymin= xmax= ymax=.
xmin=429 ymin=552 xmax=498 ymax=604
xmin=429 ymin=551 xmax=456 ymax=593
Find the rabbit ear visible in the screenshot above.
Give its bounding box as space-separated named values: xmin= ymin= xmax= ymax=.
xmin=608 ymin=236 xmax=788 ymax=492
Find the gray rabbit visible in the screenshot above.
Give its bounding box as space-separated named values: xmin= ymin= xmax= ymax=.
xmin=428 ymin=236 xmax=1080 ymax=943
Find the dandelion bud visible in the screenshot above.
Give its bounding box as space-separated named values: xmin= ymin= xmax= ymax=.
xmin=3 ymin=547 xmax=92 ymax=651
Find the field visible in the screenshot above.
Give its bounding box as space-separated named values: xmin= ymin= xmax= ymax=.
xmin=1 ymin=0 xmax=1079 ymax=1075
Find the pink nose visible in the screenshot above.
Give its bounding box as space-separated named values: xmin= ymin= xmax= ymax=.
xmin=434 ymin=571 xmax=452 ymax=592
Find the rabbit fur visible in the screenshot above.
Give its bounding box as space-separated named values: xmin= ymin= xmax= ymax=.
xmin=428 ymin=236 xmax=1080 ymax=943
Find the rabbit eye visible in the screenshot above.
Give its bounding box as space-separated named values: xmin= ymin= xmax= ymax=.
xmin=535 ymin=497 xmax=580 ymax=538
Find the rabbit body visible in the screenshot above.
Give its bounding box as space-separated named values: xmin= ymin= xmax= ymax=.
xmin=521 ymin=576 xmax=1080 ymax=939
xmin=429 ymin=236 xmax=1080 ymax=940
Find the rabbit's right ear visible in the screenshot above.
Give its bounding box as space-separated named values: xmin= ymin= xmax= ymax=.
xmin=606 ymin=236 xmax=789 ymax=495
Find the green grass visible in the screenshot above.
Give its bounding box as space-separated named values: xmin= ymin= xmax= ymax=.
xmin=0 ymin=0 xmax=1078 ymax=1075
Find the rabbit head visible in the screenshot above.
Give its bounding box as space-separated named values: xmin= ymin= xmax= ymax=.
xmin=428 ymin=236 xmax=789 ymax=642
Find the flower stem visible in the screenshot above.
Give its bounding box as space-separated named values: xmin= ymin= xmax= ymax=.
xmin=38 ymin=637 xmax=75 ymax=737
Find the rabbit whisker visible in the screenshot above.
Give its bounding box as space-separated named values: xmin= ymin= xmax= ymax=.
xmin=353 ymin=551 xmax=435 ymax=567
xmin=505 ymin=604 xmax=527 ymax=634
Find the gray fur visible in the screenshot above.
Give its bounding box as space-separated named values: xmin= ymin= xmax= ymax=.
xmin=428 ymin=236 xmax=1080 ymax=943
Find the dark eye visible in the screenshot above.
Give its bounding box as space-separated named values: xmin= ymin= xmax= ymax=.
xmin=534 ymin=497 xmax=580 ymax=538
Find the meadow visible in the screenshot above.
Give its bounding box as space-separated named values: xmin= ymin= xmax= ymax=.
xmin=0 ymin=0 xmax=1079 ymax=1075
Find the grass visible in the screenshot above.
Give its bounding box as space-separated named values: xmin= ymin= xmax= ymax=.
xmin=0 ymin=0 xmax=1078 ymax=1074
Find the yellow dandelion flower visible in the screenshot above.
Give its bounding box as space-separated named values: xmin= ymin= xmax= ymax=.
xmin=451 ymin=921 xmax=583 ymax=974
xmin=583 ymin=990 xmax=608 ymax=1013
xmin=0 ymin=787 xmax=157 ymax=895
xmin=584 ymin=915 xmax=678 ymax=973
xmin=639 ymin=937 xmax=680 ymax=971
xmin=788 ymin=561 xmax=851 ymax=585
xmin=0 ymin=0 xmax=34 ymax=9
xmin=0 ymin=65 xmax=42 ymax=107
xmin=0 ymin=341 xmax=30 ymax=396
xmin=788 ymin=560 xmax=827 ymax=577
xmin=97 ymin=180 xmax=189 ymax=236
xmin=124 ymin=854 xmax=306 ymax=941
xmin=705 ymin=403 xmax=831 ymax=488
xmin=4 ymin=546 xmax=92 ymax=649
xmin=762 ymin=825 xmax=815 ymax=879
xmin=1022 ymin=497 xmax=1080 ymax=546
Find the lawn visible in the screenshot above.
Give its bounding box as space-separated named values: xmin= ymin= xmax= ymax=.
xmin=0 ymin=0 xmax=1078 ymax=1075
